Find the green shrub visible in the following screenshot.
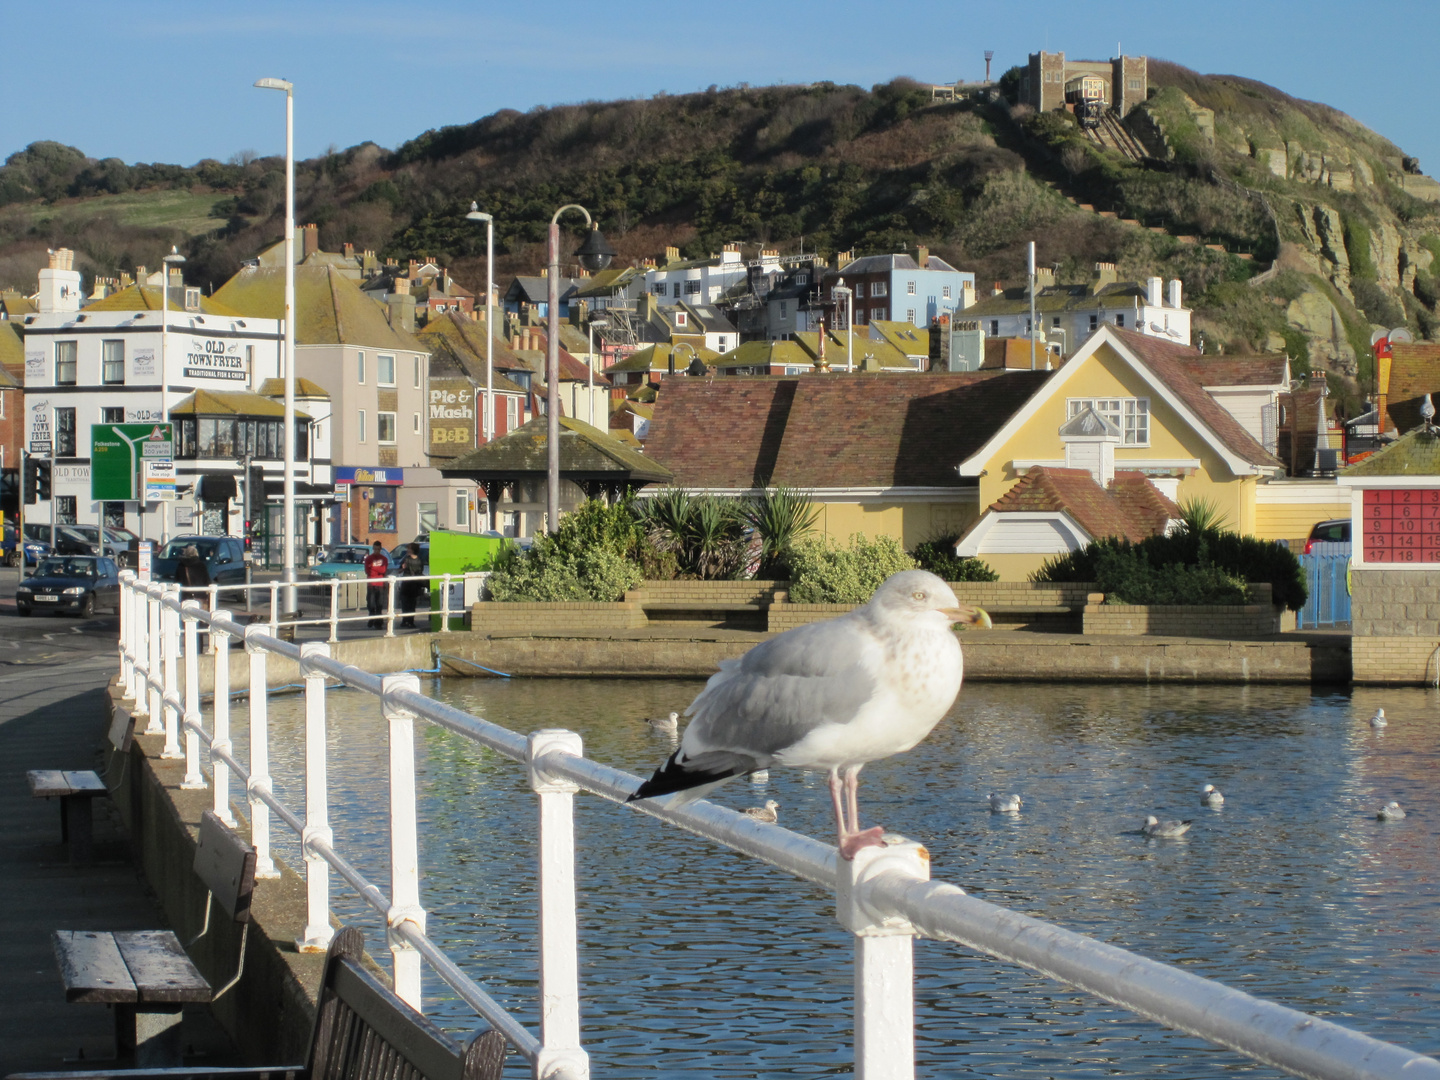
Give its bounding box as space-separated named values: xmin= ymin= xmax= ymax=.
xmin=1091 ymin=544 xmax=1247 ymax=605
xmin=742 ymin=486 xmax=820 ymax=579
xmin=788 ymin=533 xmax=916 ymax=604
xmin=486 ymin=499 xmax=643 ymax=601
xmin=634 ymin=489 xmax=750 ymax=580
xmin=909 ymin=534 xmax=999 ymax=582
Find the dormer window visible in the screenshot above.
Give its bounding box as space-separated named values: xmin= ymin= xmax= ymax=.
xmin=795 ymin=273 xmax=809 ymax=285
xmin=675 ymin=312 xmax=688 ymax=327
xmin=184 ymin=288 xmax=201 ymax=312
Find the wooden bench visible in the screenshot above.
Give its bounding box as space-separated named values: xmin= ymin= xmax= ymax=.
xmin=27 ymin=707 xmax=136 ymax=864
xmin=9 ymin=926 xmax=506 ymax=1080
xmin=45 ymin=812 xmax=258 ymax=1069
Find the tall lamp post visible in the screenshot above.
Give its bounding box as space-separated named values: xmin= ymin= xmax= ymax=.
xmin=465 ymin=203 xmax=495 ymax=442
xmin=159 ymin=246 xmax=185 ymax=544
xmin=255 ymin=76 xmax=296 ymax=612
xmin=545 ymin=206 xmax=615 ymax=532
xmin=586 ymin=318 xmax=609 ymax=425
xmin=832 ymin=278 xmax=853 ymax=372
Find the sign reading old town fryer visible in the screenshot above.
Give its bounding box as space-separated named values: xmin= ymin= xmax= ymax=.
xmin=183 ymin=338 xmax=248 ymax=381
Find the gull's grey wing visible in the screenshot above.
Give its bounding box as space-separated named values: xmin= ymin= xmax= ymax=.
xmin=683 ymin=614 xmax=879 ymax=757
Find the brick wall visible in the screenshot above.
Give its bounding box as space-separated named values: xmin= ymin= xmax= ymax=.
xmin=1350 ymin=568 xmax=1440 ymax=683
xmin=471 ymin=602 xmax=647 ymax=635
xmin=627 ymin=581 xmax=783 ymax=605
xmin=1082 ymin=602 xmax=1280 ymax=637
xmin=768 ymin=603 xmax=854 ymax=632
xmin=1352 ymin=636 xmax=1440 ymax=684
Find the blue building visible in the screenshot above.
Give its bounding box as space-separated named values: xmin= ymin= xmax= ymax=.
xmin=822 ymin=249 xmax=974 ymax=329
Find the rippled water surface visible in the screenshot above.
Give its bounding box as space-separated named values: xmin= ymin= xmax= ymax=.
xmin=232 ymin=679 xmax=1440 ymax=1078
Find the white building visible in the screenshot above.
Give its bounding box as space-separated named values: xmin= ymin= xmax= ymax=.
xmin=645 ymin=244 xmax=748 ymax=305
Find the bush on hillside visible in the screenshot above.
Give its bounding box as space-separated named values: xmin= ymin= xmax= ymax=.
xmin=909 ymin=535 xmax=999 ymax=582
xmin=788 ymin=534 xmax=916 ymax=604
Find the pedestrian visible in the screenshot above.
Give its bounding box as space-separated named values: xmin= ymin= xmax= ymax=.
xmin=399 ymin=541 xmax=425 ymax=629
xmin=177 ymin=545 xmax=210 ymax=590
xmin=363 ymin=540 xmax=390 ymax=629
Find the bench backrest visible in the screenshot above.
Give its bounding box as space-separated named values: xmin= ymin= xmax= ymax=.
xmin=109 ymin=706 xmax=137 ymax=753
xmin=192 ymin=810 xmax=256 ymax=923
xmin=308 ymin=928 xmax=505 ymax=1080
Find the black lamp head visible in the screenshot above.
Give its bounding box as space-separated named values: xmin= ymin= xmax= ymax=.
xmin=686 ymin=355 xmax=708 ymax=377
xmin=574 ymin=224 xmax=617 ymax=273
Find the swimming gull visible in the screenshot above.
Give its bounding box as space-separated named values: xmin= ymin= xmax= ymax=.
xmin=1377 ymin=801 xmax=1406 ymax=821
xmin=749 ymin=769 xmax=770 ymax=784
xmin=1369 ymin=708 xmax=1387 ymax=729
xmin=988 ymin=792 xmax=1022 ymax=813
xmin=644 ymin=711 xmax=680 ymax=734
xmin=1200 ymin=784 xmax=1224 ymax=808
xmin=628 ymin=569 xmax=991 ymax=858
xmin=743 ymin=799 xmax=781 ymax=823
xmin=1142 ymin=815 xmax=1193 ymax=838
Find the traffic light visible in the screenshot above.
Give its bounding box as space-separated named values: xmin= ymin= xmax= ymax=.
xmin=22 ymin=458 xmax=36 ymax=505
xmin=35 ymin=460 xmax=51 ymax=502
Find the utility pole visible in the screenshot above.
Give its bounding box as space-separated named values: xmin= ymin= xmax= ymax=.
xmin=1028 ymin=241 xmax=1037 ymax=371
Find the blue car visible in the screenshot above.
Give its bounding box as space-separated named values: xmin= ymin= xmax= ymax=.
xmin=16 ymin=555 xmax=121 ymax=618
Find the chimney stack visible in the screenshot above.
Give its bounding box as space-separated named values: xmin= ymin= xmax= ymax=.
xmin=303 ymin=223 xmax=319 ymax=259
xmin=38 ymin=247 xmax=82 ymax=313
xmin=343 ymin=242 xmax=355 ymax=260
xmin=1146 ymin=276 xmax=1163 ymax=307
xmin=1167 ymin=278 xmax=1183 ymax=308
xmin=1093 ymin=262 xmax=1117 ymax=290
xmin=1034 ymin=266 xmax=1055 ymax=289
xmin=664 ymin=246 xmax=680 ymax=263
xmin=916 ymin=245 xmax=929 ymax=269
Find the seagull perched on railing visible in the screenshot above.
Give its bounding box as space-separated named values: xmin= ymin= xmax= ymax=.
xmin=1142 ymin=816 xmax=1193 ymax=838
xmin=1201 ymin=784 xmax=1224 ymax=808
xmin=628 ymin=570 xmax=991 ymax=859
xmin=743 ymin=799 xmax=780 ymax=823
xmin=988 ymin=792 xmax=1022 ymax=813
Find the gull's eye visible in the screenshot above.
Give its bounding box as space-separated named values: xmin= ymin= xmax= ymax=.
xmin=912 ymin=591 xmax=927 ymax=601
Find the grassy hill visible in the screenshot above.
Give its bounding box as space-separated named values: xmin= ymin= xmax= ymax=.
xmin=2 ymin=65 xmax=1437 ymax=401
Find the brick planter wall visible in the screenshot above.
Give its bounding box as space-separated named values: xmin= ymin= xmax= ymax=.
xmin=470 ymin=601 xmax=647 ymax=635
xmin=1351 ymin=568 xmax=1440 ymax=683
xmin=768 ymin=603 xmax=856 ymax=632
xmin=627 ymin=580 xmax=784 ymax=605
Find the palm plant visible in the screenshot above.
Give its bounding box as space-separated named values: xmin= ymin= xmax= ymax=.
xmin=742 ymin=486 xmax=820 ymax=579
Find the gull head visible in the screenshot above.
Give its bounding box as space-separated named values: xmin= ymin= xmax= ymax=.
xmin=869 ymin=569 xmax=992 ymax=630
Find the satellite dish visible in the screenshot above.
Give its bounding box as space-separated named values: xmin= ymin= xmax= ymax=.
xmin=1371 ymin=329 xmax=1389 ymax=347
xmin=1390 ymin=328 xmax=1414 ymax=344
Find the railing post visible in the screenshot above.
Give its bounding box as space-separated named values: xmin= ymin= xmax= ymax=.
xmin=297 ymin=642 xmax=334 ymax=953
xmin=440 ymin=573 xmax=451 ymax=632
xmin=208 ymin=584 xmax=220 ymax=653
xmin=268 ymin=582 xmax=279 ymax=635
xmin=528 ymin=729 xmax=591 ymax=1080
xmin=244 ymin=624 xmax=278 ymax=878
xmin=117 ymin=572 xmax=132 ymax=693
xmin=385 ymin=577 xmax=397 ymax=638
xmin=328 ymin=580 xmax=340 ymax=644
xmin=211 ymin=620 xmax=236 ymax=826
xmin=837 ymin=842 xmax=929 ymax=1080
xmin=146 ymin=587 xmax=163 ymax=733
xmin=160 ymin=586 xmax=183 ymax=759
xmin=381 ymin=673 xmax=425 ymax=1010
xmin=180 ymin=600 xmax=206 ymax=789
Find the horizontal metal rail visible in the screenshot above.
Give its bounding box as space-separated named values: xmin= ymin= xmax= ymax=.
xmin=119 ymin=575 xmax=1440 ymax=1080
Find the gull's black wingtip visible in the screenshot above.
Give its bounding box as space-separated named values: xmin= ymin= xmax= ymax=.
xmin=627 ymin=749 xmax=740 ymax=803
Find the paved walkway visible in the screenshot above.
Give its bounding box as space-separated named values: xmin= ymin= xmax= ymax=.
xmin=0 ymin=611 xmax=236 ymax=1072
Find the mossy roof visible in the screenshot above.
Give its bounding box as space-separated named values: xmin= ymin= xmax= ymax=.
xmin=0 ymin=320 xmax=23 ymax=379
xmin=418 ymin=310 xmax=529 ymax=373
xmin=171 ymin=388 xmax=311 ymax=419
xmin=0 ymin=292 xmax=36 ymax=318
xmin=603 ymin=342 xmax=721 ymax=375
xmin=439 ymin=416 xmax=673 ymax=483
xmin=573 ymin=266 xmax=643 ymax=298
xmin=256 ymin=377 xmax=330 ymax=398
xmin=211 ymin=265 xmax=425 ymax=351
xmin=84 ymin=284 xmax=243 ymax=317
xmin=792 ymin=329 xmax=912 ymax=369
xmin=1342 ymin=425 xmax=1440 ymax=475
xmin=868 ymin=320 xmax=930 ymax=356
xmin=712 ymin=339 xmax=812 ymax=369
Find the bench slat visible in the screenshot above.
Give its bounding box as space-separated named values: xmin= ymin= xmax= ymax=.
xmin=194 ymin=810 xmax=257 ymax=923
xmin=53 ymin=931 xmax=137 ymax=1003
xmin=28 ymin=769 xmax=70 ymax=798
xmin=113 ymin=931 xmax=211 ymax=1003
xmin=62 ymin=771 xmax=108 ymax=795
xmin=109 ymin=705 xmax=136 ymax=752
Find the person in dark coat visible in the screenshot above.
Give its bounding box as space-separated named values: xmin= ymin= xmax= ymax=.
xmin=363 ymin=541 xmax=390 ymax=629
xmin=177 ymin=545 xmax=211 ymax=590
xmin=399 ymin=542 xmax=425 ymax=628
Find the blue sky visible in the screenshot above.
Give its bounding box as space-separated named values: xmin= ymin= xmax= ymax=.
xmin=4 ymin=1 xmax=1438 ymax=173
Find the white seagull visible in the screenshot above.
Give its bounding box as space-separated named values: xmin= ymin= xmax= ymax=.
xmin=1200 ymin=784 xmax=1224 ymax=808
xmin=1142 ymin=816 xmax=1193 ymax=838
xmin=644 ymin=711 xmax=680 ymax=734
xmin=743 ymin=799 xmax=780 ymax=823
xmin=1377 ymin=801 xmax=1406 ymax=821
xmin=988 ymin=792 xmax=1022 ymax=813
xmin=1370 ymin=708 xmax=1387 ymax=729
xmin=629 ymin=570 xmax=991 ymax=859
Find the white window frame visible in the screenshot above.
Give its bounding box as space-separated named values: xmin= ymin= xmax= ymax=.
xmin=358 ymin=409 xmax=367 ymax=442
xmin=506 ymin=397 xmax=518 ymax=429
xmin=377 ymin=411 xmax=397 ymax=444
xmin=1068 ymin=397 xmax=1150 ymax=446
xmin=55 ymin=340 xmax=77 ymax=385
xmin=855 ymin=283 xmax=865 ymax=299
xmin=907 ymin=309 xmax=915 ymax=323
xmin=455 ymin=490 xmax=469 ymax=528
xmin=358 ymin=351 xmax=366 ymax=384
xmin=906 ymin=280 xmax=916 ymax=295
xmin=378 ymin=354 xmax=396 ymax=387
xmin=942 ymin=285 xmax=952 ymax=299
xmin=102 ymin=339 xmax=125 ymax=385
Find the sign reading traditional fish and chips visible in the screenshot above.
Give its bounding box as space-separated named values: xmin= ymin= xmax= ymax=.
xmin=1361 ymin=489 xmax=1440 ymax=563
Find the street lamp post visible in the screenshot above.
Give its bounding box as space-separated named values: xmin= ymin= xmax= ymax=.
xmin=832 ymin=278 xmax=853 ymax=372
xmin=255 ymin=76 xmax=297 ymax=614
xmin=587 ymin=318 xmax=609 ymax=426
xmin=465 ymin=204 xmax=495 ymax=443
xmin=545 ymin=207 xmax=615 ymax=532
xmin=159 ymin=247 xmax=185 ymax=545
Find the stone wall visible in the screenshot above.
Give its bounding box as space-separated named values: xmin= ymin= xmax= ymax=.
xmin=1350 ymin=568 xmax=1440 ymax=683
xmin=1082 ymin=602 xmax=1280 ymax=638
xmin=626 ymin=581 xmax=783 ymax=605
xmin=768 ymin=603 xmax=855 ymax=632
xmin=471 ymin=601 xmax=647 ymax=635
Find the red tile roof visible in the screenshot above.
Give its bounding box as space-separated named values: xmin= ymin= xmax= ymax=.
xmin=1176 ymin=354 xmax=1288 ymax=388
xmin=1385 ymin=343 xmax=1440 ymax=432
xmin=1108 ymin=328 xmax=1280 ymax=469
xmin=985 ymin=467 xmax=1179 ymax=542
xmin=645 ymin=371 xmax=1051 ymax=489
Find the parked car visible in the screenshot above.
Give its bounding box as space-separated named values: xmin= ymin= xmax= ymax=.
xmin=387 ymin=540 xmax=430 ymax=576
xmin=152 ymin=536 xmax=247 ymax=587
xmin=309 ymin=544 xmax=372 ymax=580
xmin=52 ymin=524 xmax=135 ymax=565
xmin=1303 ymin=519 xmax=1351 ymax=554
xmin=19 ymin=523 xmax=53 ymax=566
xmin=16 ymin=555 xmax=121 ymax=618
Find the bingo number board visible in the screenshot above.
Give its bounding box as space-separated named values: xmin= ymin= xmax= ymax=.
xmin=1362 ymin=489 xmax=1440 ymax=562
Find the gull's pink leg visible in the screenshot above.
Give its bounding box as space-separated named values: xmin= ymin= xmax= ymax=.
xmin=838 ymin=764 xmax=884 ymax=860
xmin=827 ymin=768 xmax=848 ymax=850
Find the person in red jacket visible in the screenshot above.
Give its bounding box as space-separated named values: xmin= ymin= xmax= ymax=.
xmin=363 ymin=540 xmax=390 ymax=628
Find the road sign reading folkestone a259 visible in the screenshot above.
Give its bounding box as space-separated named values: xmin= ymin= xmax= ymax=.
xmin=91 ymin=423 xmax=173 ymax=501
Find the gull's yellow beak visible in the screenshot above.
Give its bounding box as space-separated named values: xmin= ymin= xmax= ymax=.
xmin=943 ymin=605 xmax=992 ymax=630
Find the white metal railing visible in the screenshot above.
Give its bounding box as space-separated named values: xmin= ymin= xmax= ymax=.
xmin=114 ymin=572 xmax=1440 ymax=1080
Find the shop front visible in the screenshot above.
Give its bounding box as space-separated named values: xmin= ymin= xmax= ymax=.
xmin=333 ymin=466 xmax=404 ymax=547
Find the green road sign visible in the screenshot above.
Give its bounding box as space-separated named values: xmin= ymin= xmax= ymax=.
xmin=91 ymin=423 xmax=173 ymax=501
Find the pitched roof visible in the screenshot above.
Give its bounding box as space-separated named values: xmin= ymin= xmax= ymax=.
xmin=792 ymin=330 xmax=914 ymax=370
xmin=963 ymin=281 xmax=1148 ymax=317
xmin=212 ymin=265 xmax=424 ymax=351
xmin=713 ymin=339 xmax=812 ymax=370
xmin=438 ymin=416 xmax=672 ymax=483
xmin=986 ymin=466 xmax=1179 ymax=542
xmin=1384 ymin=342 xmax=1440 ymax=433
xmin=506 ymin=276 xmax=579 ymax=305
xmin=604 ymin=342 xmax=721 ymax=375
xmin=869 ymin=320 xmax=930 ymax=356
xmin=256 ymin=377 xmax=330 ymax=398
xmin=836 ymin=253 xmax=962 ymax=275
xmin=1342 ymin=424 xmax=1440 ymax=476
xmin=84 ymin=283 xmax=242 ymax=316
xmin=418 ymin=311 xmax=529 ymax=372
xmin=645 ymin=371 xmax=1050 ymax=490
xmin=0 ymin=292 xmax=37 ymax=319
xmin=572 ymin=266 xmax=644 ymax=299
xmin=1176 ymin=354 xmax=1288 ymax=388
xmin=983 ymin=337 xmax=1051 ymax=369
xmin=1108 ymin=327 xmax=1279 ymax=469
xmin=0 ymin=320 xmax=23 ymax=379
xmin=509 ymin=331 xmax=611 ymax=385
xmin=171 ymin=388 xmax=310 ymax=419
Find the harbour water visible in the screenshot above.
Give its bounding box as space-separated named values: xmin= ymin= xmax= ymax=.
xmin=237 ymin=679 xmax=1440 ymax=1078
